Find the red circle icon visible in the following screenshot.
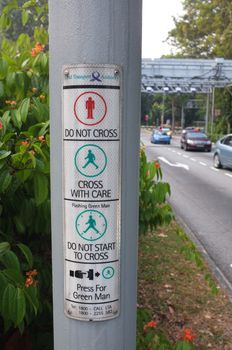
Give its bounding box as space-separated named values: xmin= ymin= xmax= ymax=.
xmin=74 ymin=91 xmax=107 ymax=126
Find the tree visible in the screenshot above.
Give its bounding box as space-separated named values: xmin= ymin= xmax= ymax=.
xmin=168 ymin=0 xmax=232 ymax=59
xmin=0 ymin=0 xmax=48 ymax=42
xmin=168 ymin=0 xmax=232 ymax=132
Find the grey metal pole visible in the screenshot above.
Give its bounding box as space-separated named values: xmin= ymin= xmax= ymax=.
xmin=49 ymin=1 xmax=142 ymax=350
xmin=161 ymin=93 xmax=165 ymax=126
xmin=205 ymin=92 xmax=210 ymax=132
xmin=171 ymin=97 xmax=175 ymax=132
xmin=211 ymin=87 xmax=215 ymax=134
xmin=181 ymin=103 xmax=185 ymax=129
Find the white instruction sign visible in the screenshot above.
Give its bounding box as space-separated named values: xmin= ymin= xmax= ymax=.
xmin=62 ymin=64 xmax=121 ymax=321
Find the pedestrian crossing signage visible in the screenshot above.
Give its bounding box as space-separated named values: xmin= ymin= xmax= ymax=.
xmin=62 ymin=64 xmax=121 ymax=321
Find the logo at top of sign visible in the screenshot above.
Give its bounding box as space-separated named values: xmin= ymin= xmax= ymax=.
xmin=75 ymin=210 xmax=107 ymax=242
xmin=74 ymin=91 xmax=107 ymax=126
xmin=74 ymin=144 xmax=107 ymax=178
xmin=90 ymin=71 xmax=102 ymax=82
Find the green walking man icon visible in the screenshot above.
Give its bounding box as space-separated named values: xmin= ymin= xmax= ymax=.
xmin=83 ymin=214 xmax=99 ymax=234
xmin=82 ymin=149 xmax=99 ymax=170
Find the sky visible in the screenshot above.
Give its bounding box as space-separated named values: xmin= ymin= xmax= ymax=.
xmin=142 ymin=0 xmax=184 ymax=59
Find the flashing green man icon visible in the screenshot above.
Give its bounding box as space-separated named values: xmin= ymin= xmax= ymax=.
xmin=83 ymin=214 xmax=99 ymax=234
xmin=76 ymin=210 xmax=107 ymax=241
xmin=83 ymin=149 xmax=99 ymax=170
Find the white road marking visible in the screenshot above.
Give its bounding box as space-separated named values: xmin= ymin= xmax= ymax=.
xmin=177 ymin=152 xmax=181 ymax=155
xmin=190 ymin=158 xmax=196 ymax=161
xmin=210 ymin=167 xmax=219 ymax=172
xmin=225 ymin=173 xmax=232 ymax=178
xmin=199 ymin=162 xmax=207 ymax=166
xmin=172 ymin=150 xmax=176 ymax=153
xmin=183 ymin=155 xmax=189 ymax=158
xmin=158 ymin=156 xmax=189 ymax=170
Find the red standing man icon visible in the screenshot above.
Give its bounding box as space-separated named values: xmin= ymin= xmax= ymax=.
xmin=74 ymin=91 xmax=107 ymax=126
xmin=86 ymin=97 xmax=95 ymax=119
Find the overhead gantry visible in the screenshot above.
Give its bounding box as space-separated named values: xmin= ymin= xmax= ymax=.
xmin=141 ymin=58 xmax=232 ymax=130
xmin=141 ymin=58 xmax=232 ymax=94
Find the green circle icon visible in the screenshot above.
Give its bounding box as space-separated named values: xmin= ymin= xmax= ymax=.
xmin=75 ymin=209 xmax=107 ymax=242
xmin=74 ymin=144 xmax=107 ymax=178
xmin=102 ymin=266 xmax=115 ymax=279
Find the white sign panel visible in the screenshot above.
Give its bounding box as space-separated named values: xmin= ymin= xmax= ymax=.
xmin=62 ymin=65 xmax=121 ymax=321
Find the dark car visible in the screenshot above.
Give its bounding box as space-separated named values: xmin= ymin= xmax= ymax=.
xmin=180 ymin=131 xmax=211 ymax=152
xmin=213 ymin=134 xmax=232 ymax=169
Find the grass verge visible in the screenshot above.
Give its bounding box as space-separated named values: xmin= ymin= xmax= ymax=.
xmin=137 ymin=221 xmax=232 ymax=349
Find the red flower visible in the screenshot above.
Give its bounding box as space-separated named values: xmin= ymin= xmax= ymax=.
xmin=31 ymin=42 xmax=45 ymax=57
xmin=5 ymin=100 xmax=17 ymax=106
xmin=0 ymin=121 xmax=3 ymax=130
xmin=21 ymin=141 xmax=29 ymax=146
xmin=179 ymin=327 xmax=195 ymax=343
xmin=154 ymin=161 xmax=160 ymax=169
xmin=25 ymin=269 xmax=38 ymax=288
xmin=143 ymin=320 xmax=158 ymax=332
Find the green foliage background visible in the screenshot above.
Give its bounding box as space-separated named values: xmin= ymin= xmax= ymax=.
xmin=0 ymin=1 xmax=52 ymax=348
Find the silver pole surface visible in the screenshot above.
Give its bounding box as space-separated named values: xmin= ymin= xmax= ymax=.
xmin=205 ymin=92 xmax=210 ymax=132
xmin=211 ymin=87 xmax=215 ymax=134
xmin=49 ymin=1 xmax=142 ymax=350
xmin=181 ymin=103 xmax=185 ymax=129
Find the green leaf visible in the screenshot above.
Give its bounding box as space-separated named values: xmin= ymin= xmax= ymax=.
xmin=3 ymin=0 xmax=18 ymax=14
xmin=0 ymin=81 xmax=4 ymax=97
xmin=17 ymin=243 xmax=33 ymax=268
xmin=0 ymin=14 xmax=11 ymax=31
xmin=11 ymin=109 xmax=22 ymax=129
xmin=14 ymin=288 xmax=26 ymax=326
xmin=0 ymin=273 xmax=7 ymax=308
xmin=1 ymin=284 xmax=16 ymax=322
xmin=31 ymin=97 xmax=49 ymax=122
xmin=0 ymin=250 xmax=20 ymax=271
xmin=39 ymin=120 xmax=50 ymax=136
xmin=13 ymin=216 xmax=25 ymax=233
xmin=24 ymin=285 xmax=39 ymax=314
xmin=0 ymin=150 xmax=11 ymax=160
xmin=16 ymin=169 xmax=31 ymax=182
xmin=28 ymin=151 xmax=36 ymax=168
xmin=19 ymin=97 xmax=30 ymax=123
xmin=6 ymin=72 xmax=16 ymax=90
xmin=0 ymin=242 xmax=10 ymax=255
xmin=22 ymin=10 xmax=29 ymax=26
xmin=33 ymin=143 xmax=46 ymax=160
xmin=33 ymin=172 xmax=48 ymax=205
xmin=22 ymin=0 xmax=36 ymax=9
xmin=1 ymin=111 xmax=11 ymax=134
xmin=0 ymin=170 xmax=12 ymax=193
xmin=2 ymin=268 xmax=24 ymax=285
xmin=3 ymin=131 xmax=15 ymax=144
xmin=28 ymin=122 xmax=46 ymax=136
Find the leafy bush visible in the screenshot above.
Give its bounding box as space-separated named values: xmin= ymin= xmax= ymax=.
xmin=0 ymin=1 xmax=52 ymax=348
xmin=139 ymin=147 xmax=174 ymax=234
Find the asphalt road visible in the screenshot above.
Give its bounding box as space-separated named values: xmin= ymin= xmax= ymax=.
xmin=141 ymin=129 xmax=232 ymax=294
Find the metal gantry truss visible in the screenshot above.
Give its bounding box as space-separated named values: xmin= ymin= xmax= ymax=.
xmin=141 ymin=58 xmax=232 ymax=94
